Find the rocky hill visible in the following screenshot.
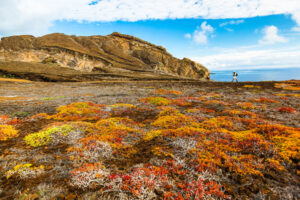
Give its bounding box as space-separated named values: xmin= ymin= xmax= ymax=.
xmin=0 ymin=33 xmax=209 ymax=81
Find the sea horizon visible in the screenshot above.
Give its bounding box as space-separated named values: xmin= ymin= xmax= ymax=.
xmin=210 ymin=67 xmax=300 ymax=82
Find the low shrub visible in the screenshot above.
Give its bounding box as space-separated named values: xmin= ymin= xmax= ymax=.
xmin=153 ymin=89 xmax=182 ymax=95
xmin=278 ymin=107 xmax=296 ymax=113
xmin=6 ymin=163 xmax=45 ymax=179
xmin=139 ymin=97 xmax=171 ymax=106
xmin=50 ymin=102 xmax=108 ymax=121
xmin=24 ymin=124 xmax=77 ymax=147
xmin=0 ymin=125 xmax=19 ymax=141
xmin=70 ymin=162 xmax=108 ymax=188
xmin=250 ymin=97 xmax=279 ymax=103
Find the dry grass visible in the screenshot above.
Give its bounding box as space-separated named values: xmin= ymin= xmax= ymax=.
xmin=0 ymin=78 xmax=31 ymax=82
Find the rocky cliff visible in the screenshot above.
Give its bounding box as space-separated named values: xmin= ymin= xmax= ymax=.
xmin=0 ymin=33 xmax=209 ymax=81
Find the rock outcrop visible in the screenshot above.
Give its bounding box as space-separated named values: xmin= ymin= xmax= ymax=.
xmin=0 ymin=33 xmax=209 ymax=81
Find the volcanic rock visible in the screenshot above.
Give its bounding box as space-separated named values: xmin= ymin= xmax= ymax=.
xmin=0 ymin=33 xmax=209 ymax=81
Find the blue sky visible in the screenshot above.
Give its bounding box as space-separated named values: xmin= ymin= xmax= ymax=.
xmin=1 ymin=0 xmax=300 ymax=70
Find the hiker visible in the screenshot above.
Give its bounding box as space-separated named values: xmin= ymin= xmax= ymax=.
xmin=232 ymin=71 xmax=238 ymax=82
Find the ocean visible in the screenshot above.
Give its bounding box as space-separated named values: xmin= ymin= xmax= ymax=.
xmin=210 ymin=68 xmax=300 ymax=82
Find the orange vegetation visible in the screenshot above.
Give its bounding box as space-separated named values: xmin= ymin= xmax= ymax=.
xmin=1 ymin=83 xmax=299 ymax=200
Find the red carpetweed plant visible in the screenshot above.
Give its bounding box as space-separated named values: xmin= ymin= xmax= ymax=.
xmin=105 ymin=161 xmax=228 ymax=200
xmin=153 ymin=89 xmax=182 ymax=95
xmin=250 ymin=97 xmax=279 ymax=103
xmin=0 ymin=115 xmax=10 ymax=124
xmin=70 ymin=162 xmax=108 ymax=188
xmin=237 ymin=102 xmax=256 ymax=109
xmin=278 ymin=107 xmax=296 ymax=113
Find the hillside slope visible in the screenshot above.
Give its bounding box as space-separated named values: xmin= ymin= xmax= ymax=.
xmin=0 ymin=33 xmax=209 ymax=81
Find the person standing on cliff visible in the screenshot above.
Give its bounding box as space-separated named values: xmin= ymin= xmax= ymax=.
xmin=232 ymin=71 xmax=238 ymax=82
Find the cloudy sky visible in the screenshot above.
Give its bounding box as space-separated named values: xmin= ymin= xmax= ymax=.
xmin=0 ymin=0 xmax=300 ymax=70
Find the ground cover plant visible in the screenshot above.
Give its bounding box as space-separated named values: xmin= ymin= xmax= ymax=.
xmin=0 ymin=81 xmax=299 ymax=199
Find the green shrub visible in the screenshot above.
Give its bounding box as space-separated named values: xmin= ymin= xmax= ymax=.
xmin=24 ymin=124 xmax=74 ymax=147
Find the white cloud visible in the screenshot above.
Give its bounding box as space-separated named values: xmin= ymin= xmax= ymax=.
xmin=0 ymin=0 xmax=82 ymax=36
xmin=0 ymin=0 xmax=300 ymax=36
xmin=225 ymin=28 xmax=234 ymax=32
xmin=193 ymin=47 xmax=300 ymax=70
xmin=291 ymin=12 xmax=300 ymax=32
xmin=292 ymin=26 xmax=300 ymax=32
xmin=259 ymin=25 xmax=288 ymax=45
xmin=187 ymin=22 xmax=214 ymax=44
xmin=193 ymin=22 xmax=214 ymax=44
xmin=201 ymin=21 xmax=214 ymax=32
xmin=184 ymin=33 xmax=192 ymax=39
xmin=219 ymin=19 xmax=245 ymax=27
xmin=193 ymin=31 xmax=207 ymax=44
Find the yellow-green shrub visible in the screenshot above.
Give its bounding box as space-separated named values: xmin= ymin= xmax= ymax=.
xmin=5 ymin=163 xmax=45 ymax=179
xmin=110 ymin=103 xmax=136 ymax=108
xmin=139 ymin=97 xmax=171 ymax=106
xmin=24 ymin=124 xmax=75 ymax=147
xmin=50 ymin=102 xmax=107 ymax=121
xmin=157 ymin=107 xmax=182 ymax=118
xmin=143 ymin=130 xmax=162 ymax=141
xmin=272 ymin=133 xmax=300 ymax=161
xmin=0 ymin=125 xmax=19 ymax=141
xmin=152 ymin=115 xmax=198 ymax=129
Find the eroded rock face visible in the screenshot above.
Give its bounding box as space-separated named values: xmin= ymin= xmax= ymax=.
xmin=0 ymin=33 xmax=209 ymax=81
